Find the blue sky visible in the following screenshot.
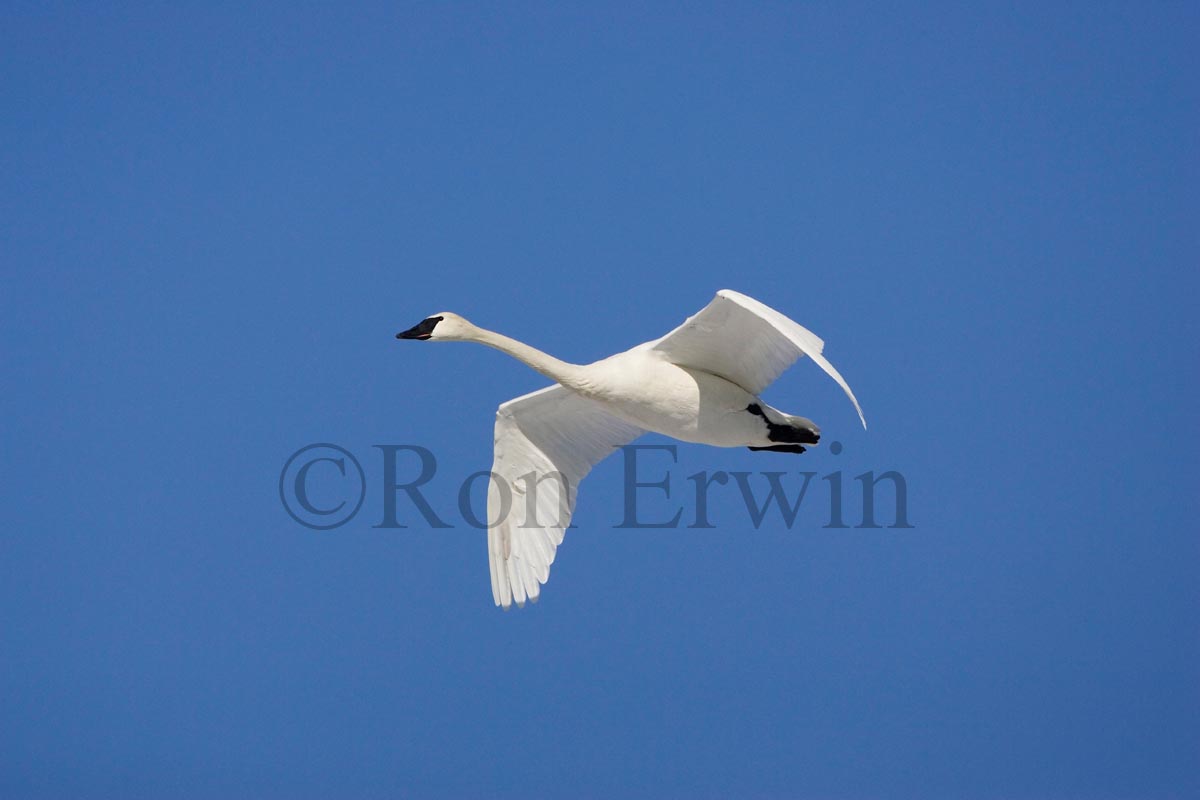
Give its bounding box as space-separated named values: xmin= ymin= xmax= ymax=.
xmin=2 ymin=3 xmax=1197 ymax=798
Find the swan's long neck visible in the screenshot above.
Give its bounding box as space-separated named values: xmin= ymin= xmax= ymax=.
xmin=467 ymin=326 xmax=586 ymax=389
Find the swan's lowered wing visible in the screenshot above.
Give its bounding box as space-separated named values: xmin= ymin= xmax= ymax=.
xmin=650 ymin=289 xmax=866 ymax=428
xmin=488 ymin=385 xmax=643 ymax=608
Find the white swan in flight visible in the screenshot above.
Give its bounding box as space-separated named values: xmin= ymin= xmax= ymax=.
xmin=396 ymin=290 xmax=866 ymax=609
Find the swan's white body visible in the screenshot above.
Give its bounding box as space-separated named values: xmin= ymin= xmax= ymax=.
xmin=572 ymin=353 xmax=766 ymax=445
xmin=397 ymin=290 xmax=866 ymax=608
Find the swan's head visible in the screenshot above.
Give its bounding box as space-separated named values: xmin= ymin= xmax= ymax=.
xmin=395 ymin=312 xmax=474 ymax=342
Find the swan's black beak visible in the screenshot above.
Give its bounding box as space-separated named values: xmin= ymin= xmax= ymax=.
xmin=396 ymin=316 xmax=443 ymax=341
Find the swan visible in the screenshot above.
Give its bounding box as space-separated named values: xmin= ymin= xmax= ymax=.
xmin=396 ymin=289 xmax=866 ymax=609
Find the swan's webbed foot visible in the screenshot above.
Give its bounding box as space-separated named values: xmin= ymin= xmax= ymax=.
xmin=747 ymin=444 xmax=808 ymax=454
xmin=746 ymin=404 xmax=820 ymax=446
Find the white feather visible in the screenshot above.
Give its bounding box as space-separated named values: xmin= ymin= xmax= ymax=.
xmin=398 ymin=290 xmax=866 ymax=608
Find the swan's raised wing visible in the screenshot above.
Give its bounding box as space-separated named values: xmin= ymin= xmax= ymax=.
xmin=650 ymin=289 xmax=867 ymax=428
xmin=488 ymin=385 xmax=643 ymax=608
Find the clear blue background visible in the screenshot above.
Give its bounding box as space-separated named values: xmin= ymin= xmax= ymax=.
xmin=3 ymin=3 xmax=1197 ymax=798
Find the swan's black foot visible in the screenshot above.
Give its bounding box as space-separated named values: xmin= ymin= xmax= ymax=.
xmin=748 ymin=444 xmax=808 ymax=454
xmin=746 ymin=404 xmax=820 ymax=446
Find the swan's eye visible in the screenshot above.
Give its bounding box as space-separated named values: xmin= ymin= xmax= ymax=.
xmin=396 ymin=316 xmax=444 ymax=341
